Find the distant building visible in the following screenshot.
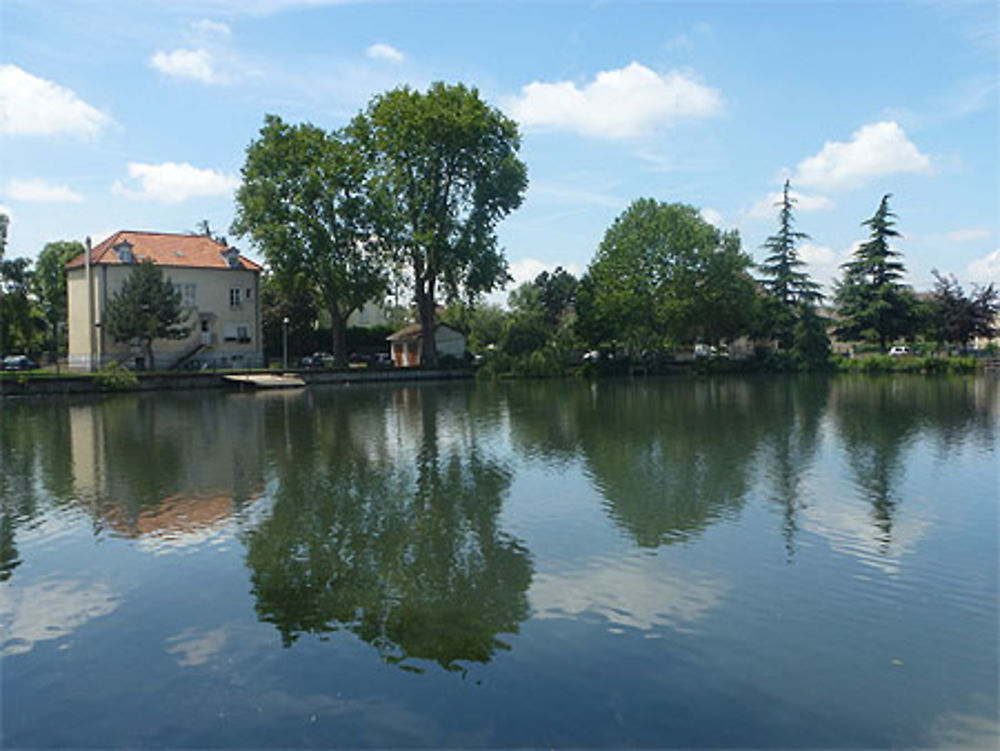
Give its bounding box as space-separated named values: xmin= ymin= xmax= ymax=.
xmin=387 ymin=322 xmax=466 ymax=367
xmin=66 ymin=231 xmax=263 ymax=371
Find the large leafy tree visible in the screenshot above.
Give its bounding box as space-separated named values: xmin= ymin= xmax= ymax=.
xmin=352 ymin=82 xmax=528 ymax=367
xmin=233 ymin=115 xmax=386 ymax=366
xmin=928 ymin=270 xmax=998 ymax=352
xmin=758 ymin=180 xmax=823 ymax=347
xmin=0 ymin=256 xmax=43 ymax=356
xmin=33 ymin=240 xmax=85 ymax=360
xmin=104 ymin=261 xmax=190 ymax=370
xmin=834 ymin=195 xmax=918 ymax=351
xmin=579 ymin=199 xmax=756 ymax=355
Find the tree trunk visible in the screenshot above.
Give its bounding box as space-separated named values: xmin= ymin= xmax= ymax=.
xmin=417 ymin=277 xmax=438 ymax=368
xmin=330 ymin=305 xmax=348 ymax=368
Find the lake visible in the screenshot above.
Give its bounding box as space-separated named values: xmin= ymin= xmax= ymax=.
xmin=2 ymin=376 xmax=997 ymax=748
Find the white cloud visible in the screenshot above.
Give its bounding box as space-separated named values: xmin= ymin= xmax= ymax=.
xmin=795 ymin=121 xmax=931 ymax=190
xmin=966 ymin=249 xmax=1000 ymax=284
xmin=944 ymin=228 xmax=992 ymax=244
xmin=166 ymin=626 xmax=229 ymax=667
xmin=192 ymin=19 xmax=232 ymax=37
xmin=6 ymin=178 xmax=83 ymax=203
xmin=530 ymin=563 xmax=727 ymax=631
xmin=508 ymin=257 xmax=583 ymax=288
xmin=506 ymin=62 xmax=723 ymax=139
xmin=0 ymin=578 xmax=119 ymax=657
xmin=700 ymin=207 xmax=723 ymax=227
xmin=797 ymin=242 xmax=852 ymax=290
xmin=746 ymin=189 xmax=835 ymax=219
xmin=366 ymin=43 xmax=405 ymax=63
xmin=112 ymin=162 xmax=238 ymax=203
xmin=0 ymin=64 xmax=111 ymax=138
xmin=150 ymin=48 xmax=223 ymax=84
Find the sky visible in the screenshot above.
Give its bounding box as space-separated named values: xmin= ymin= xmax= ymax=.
xmin=2 ymin=0 xmax=997 ymax=301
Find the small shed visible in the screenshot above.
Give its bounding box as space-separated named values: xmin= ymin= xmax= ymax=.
xmin=387 ymin=323 xmax=466 ymax=368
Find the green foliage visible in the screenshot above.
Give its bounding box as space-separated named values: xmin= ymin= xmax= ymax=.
xmin=927 ymin=270 xmax=998 ymax=351
xmin=532 ymin=266 xmax=578 ymax=327
xmin=759 ymin=181 xmax=823 ymax=306
xmin=33 ymin=240 xmax=84 ymax=358
xmin=94 ymin=361 xmax=140 ymax=391
xmin=352 ymin=82 xmax=528 ymax=366
xmin=233 ymin=114 xmax=387 ymax=365
xmin=501 ymin=313 xmax=548 ymax=357
xmin=834 ymin=195 xmax=917 ymax=351
xmin=1 ymin=257 xmax=44 ymax=356
xmin=579 ymin=199 xmax=756 ymax=355
xmin=791 ymin=304 xmax=833 ymax=370
xmin=837 ymin=354 xmax=978 ymax=374
xmin=259 ymin=272 xmax=321 ymax=361
xmin=757 ymin=180 xmax=823 ymax=349
xmin=104 ymin=261 xmax=191 ymax=370
xmin=465 ymin=304 xmax=507 ymax=353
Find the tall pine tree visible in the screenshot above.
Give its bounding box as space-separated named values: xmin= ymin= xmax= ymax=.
xmin=759 ymin=180 xmax=823 ymax=348
xmin=834 ymin=195 xmax=917 ymax=352
xmin=759 ymin=180 xmax=823 ymax=306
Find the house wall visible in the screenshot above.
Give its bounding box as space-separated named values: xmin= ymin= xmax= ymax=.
xmin=68 ymin=263 xmax=263 ymax=371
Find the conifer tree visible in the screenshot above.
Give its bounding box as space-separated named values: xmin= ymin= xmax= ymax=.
xmin=759 ymin=180 xmax=822 ymax=306
xmin=758 ymin=180 xmax=823 ymax=348
xmin=105 ymin=261 xmax=191 ymax=369
xmin=834 ymin=195 xmax=917 ymax=351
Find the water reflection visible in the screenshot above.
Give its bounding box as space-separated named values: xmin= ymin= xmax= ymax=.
xmin=754 ymin=378 xmax=830 ymax=559
xmin=823 ymin=377 xmax=995 ymax=561
xmin=508 ymin=379 xmax=776 ymax=547
xmin=245 ymin=386 xmax=533 ymax=673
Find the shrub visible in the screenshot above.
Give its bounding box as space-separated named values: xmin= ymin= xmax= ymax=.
xmin=95 ymin=362 xmax=140 ymax=391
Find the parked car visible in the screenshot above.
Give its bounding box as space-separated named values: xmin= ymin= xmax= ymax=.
xmin=3 ymin=355 xmax=38 ymax=371
xmin=888 ymin=346 xmax=911 ymax=357
xmin=301 ymin=352 xmax=335 ymax=368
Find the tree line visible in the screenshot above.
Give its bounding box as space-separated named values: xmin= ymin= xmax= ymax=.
xmin=1 ymin=81 xmax=995 ymax=371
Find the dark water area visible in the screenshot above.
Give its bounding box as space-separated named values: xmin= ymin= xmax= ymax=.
xmin=2 ymin=376 xmax=997 ymax=748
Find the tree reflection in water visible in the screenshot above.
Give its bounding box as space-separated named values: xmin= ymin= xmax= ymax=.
xmin=831 ymin=376 xmax=995 ymax=554
xmin=245 ymin=385 xmax=533 ymax=673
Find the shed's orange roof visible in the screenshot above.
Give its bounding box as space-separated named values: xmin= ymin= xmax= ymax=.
xmin=66 ymin=230 xmax=261 ymax=271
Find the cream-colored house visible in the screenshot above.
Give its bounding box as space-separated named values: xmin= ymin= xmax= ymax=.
xmin=387 ymin=322 xmax=466 ymax=367
xmin=66 ymin=231 xmax=263 ymax=371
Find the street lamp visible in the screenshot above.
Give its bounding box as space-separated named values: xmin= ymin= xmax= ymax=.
xmin=282 ymin=316 xmax=289 ymax=371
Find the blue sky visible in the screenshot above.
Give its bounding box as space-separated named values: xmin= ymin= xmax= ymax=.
xmin=2 ymin=0 xmax=997 ymax=299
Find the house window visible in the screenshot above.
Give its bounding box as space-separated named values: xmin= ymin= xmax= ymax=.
xmin=230 ymin=288 xmax=241 ymax=308
xmin=245 ymin=287 xmax=252 ymax=300
xmin=224 ymin=324 xmax=252 ymax=343
xmin=175 ymin=283 xmax=197 ymax=307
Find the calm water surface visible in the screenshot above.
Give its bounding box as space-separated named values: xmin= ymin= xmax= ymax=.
xmin=2 ymin=376 xmax=997 ymax=748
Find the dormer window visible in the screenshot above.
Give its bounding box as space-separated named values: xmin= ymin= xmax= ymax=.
xmin=221 ymin=247 xmax=241 ymax=269
xmin=114 ymin=240 xmax=134 ymax=263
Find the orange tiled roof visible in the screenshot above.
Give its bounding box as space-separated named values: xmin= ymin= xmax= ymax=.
xmin=65 ymin=230 xmax=261 ymax=271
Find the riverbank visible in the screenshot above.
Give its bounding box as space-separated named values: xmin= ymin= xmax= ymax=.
xmin=0 ymin=366 xmax=474 ymax=398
